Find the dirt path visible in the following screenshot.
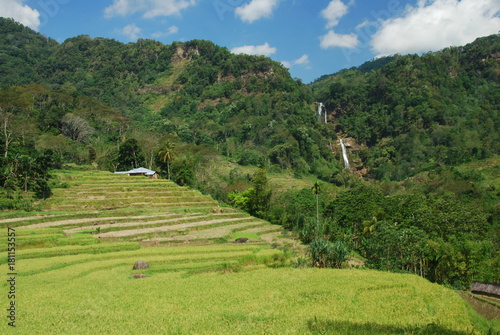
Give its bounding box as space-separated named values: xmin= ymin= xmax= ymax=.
xmin=63 ymin=213 xmax=208 ymax=234
xmin=18 ymin=214 xmax=182 ymax=229
xmin=0 ymin=215 xmax=60 ymax=224
xmin=144 ymin=221 xmax=265 ymax=242
xmin=238 ymin=225 xmax=280 ymax=234
xmin=97 ymin=217 xmax=252 ymax=238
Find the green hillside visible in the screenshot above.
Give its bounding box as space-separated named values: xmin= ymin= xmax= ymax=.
xmin=312 ymin=34 xmax=499 ymax=181
xmin=0 ymin=17 xmax=336 ymax=180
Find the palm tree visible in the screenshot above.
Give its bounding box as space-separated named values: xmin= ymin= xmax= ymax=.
xmin=158 ymin=141 xmax=176 ymax=180
xmin=312 ymin=181 xmax=321 ymax=225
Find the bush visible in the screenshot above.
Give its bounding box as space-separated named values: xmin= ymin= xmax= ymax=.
xmin=309 ymin=238 xmax=349 ymax=269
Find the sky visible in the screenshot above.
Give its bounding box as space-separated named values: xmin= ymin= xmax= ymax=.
xmin=1 ymin=0 xmax=499 ymax=83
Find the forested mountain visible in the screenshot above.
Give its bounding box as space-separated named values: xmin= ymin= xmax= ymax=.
xmin=312 ymin=34 xmax=499 ymax=180
xmin=0 ymin=17 xmax=336 ymax=179
xmin=0 ymin=17 xmax=498 ymax=288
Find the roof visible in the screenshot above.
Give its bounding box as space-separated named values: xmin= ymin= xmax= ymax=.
xmin=114 ymin=167 xmax=157 ymax=176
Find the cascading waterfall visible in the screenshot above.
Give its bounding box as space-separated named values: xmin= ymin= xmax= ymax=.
xmin=340 ymin=138 xmax=350 ymax=169
xmin=317 ymin=103 xmax=327 ymax=124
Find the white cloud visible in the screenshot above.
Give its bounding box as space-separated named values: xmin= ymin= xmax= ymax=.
xmin=152 ymin=25 xmax=179 ymax=38
xmin=231 ymin=43 xmax=277 ymax=56
xmin=281 ymin=54 xmax=310 ymax=69
xmin=0 ymin=0 xmax=40 ymax=30
xmin=105 ymin=0 xmax=196 ymax=19
xmin=320 ymin=30 xmax=359 ymax=49
xmin=321 ymin=0 xmax=349 ymax=28
xmin=235 ymin=0 xmax=280 ymax=23
xmin=294 ymin=54 xmax=310 ymax=65
xmin=119 ymin=23 xmax=141 ymax=41
xmin=371 ymin=0 xmax=500 ymax=56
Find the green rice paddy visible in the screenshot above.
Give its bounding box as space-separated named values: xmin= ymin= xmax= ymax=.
xmin=0 ymin=168 xmax=493 ymax=334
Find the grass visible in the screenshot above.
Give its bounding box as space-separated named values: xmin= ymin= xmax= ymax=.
xmin=232 ymin=232 xmax=260 ymax=240
xmin=0 ymin=167 xmax=495 ymax=334
xmin=0 ymin=268 xmax=487 ymax=334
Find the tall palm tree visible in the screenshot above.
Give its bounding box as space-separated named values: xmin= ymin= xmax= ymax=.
xmin=158 ymin=141 xmax=176 ymax=180
xmin=312 ymin=181 xmax=321 ymax=225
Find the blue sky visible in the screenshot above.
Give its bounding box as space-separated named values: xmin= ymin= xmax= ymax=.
xmin=1 ymin=0 xmax=499 ymax=83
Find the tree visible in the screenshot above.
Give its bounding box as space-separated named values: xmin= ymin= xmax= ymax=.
xmin=312 ymin=181 xmax=321 ymax=224
xmin=36 ymin=134 xmax=72 ymax=162
xmin=158 ymin=141 xmax=176 ymax=180
xmin=0 ymin=86 xmax=31 ymax=157
xmin=116 ymin=138 xmax=144 ymax=170
xmin=249 ymin=169 xmax=272 ymax=217
xmin=138 ymin=132 xmax=160 ymax=170
xmin=61 ymin=113 xmax=95 ymax=143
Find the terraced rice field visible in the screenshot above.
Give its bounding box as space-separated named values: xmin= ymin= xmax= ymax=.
xmin=0 ymin=168 xmax=293 ymax=246
xmin=0 ymin=168 xmax=491 ymax=334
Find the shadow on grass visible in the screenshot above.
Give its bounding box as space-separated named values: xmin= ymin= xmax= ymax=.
xmin=307 ymin=318 xmax=475 ymax=335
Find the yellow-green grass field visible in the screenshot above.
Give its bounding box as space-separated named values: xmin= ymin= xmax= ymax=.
xmin=0 ymin=265 xmax=486 ymax=334
xmin=0 ymin=167 xmax=495 ymax=334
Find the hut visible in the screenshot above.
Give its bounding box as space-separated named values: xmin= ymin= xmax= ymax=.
xmin=470 ymin=281 xmax=500 ymax=298
xmin=114 ymin=167 xmax=159 ymax=179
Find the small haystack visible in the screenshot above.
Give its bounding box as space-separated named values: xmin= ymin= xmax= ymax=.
xmin=133 ymin=260 xmax=149 ymax=270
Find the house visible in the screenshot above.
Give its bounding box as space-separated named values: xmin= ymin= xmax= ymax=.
xmin=114 ymin=167 xmax=159 ymax=179
xmin=470 ymin=281 xmax=500 ymax=298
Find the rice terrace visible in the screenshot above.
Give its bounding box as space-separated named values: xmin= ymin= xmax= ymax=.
xmin=0 ymin=167 xmax=497 ymax=334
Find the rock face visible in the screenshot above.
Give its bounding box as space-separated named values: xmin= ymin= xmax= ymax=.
xmin=133 ymin=260 xmax=149 ymax=270
xmin=234 ymin=238 xmax=249 ymax=244
xmin=132 ymin=274 xmax=148 ymax=279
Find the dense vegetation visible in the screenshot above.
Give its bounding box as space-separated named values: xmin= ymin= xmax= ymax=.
xmin=313 ymin=35 xmax=499 ymax=180
xmin=0 ymin=17 xmax=498 ymax=290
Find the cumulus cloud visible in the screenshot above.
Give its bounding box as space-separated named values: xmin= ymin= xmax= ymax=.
xmin=282 ymin=54 xmax=310 ymax=68
xmin=119 ymin=23 xmax=141 ymax=41
xmin=152 ymin=26 xmax=179 ymax=38
xmin=318 ymin=0 xmax=358 ymax=49
xmin=231 ymin=43 xmax=277 ymax=56
xmin=0 ymin=0 xmax=40 ymax=30
xmin=321 ymin=0 xmax=349 ymax=28
xmin=105 ymin=0 xmax=196 ymax=19
xmin=371 ymin=0 xmax=500 ymax=56
xmin=320 ymin=30 xmax=359 ymax=49
xmin=235 ymin=0 xmax=280 ymax=23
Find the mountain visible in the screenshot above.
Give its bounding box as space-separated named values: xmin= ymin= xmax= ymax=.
xmin=312 ymin=34 xmax=500 ymax=180
xmin=3 ymin=17 xmax=498 ymax=184
xmin=0 ymin=17 xmax=337 ymax=180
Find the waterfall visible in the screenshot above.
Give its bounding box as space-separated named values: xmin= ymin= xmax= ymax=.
xmin=317 ymin=103 xmax=327 ymax=124
xmin=317 ymin=103 xmax=323 ymax=121
xmin=340 ymin=138 xmax=350 ymax=169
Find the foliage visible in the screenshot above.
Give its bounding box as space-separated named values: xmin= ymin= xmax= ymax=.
xmin=61 ymin=113 xmax=94 ymax=143
xmin=157 ymin=141 xmax=176 ymax=180
xmin=361 ymin=222 xmax=427 ymax=276
xmin=116 ymin=138 xmax=144 ymax=170
xmin=0 ymin=149 xmax=55 ymax=209
xmin=227 ymin=169 xmax=272 ymax=218
xmin=309 ymin=238 xmax=348 ymax=268
xmin=314 ymin=34 xmax=500 ymax=181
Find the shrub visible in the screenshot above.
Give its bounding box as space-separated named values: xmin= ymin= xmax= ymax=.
xmin=309 ymin=238 xmax=349 ymax=269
